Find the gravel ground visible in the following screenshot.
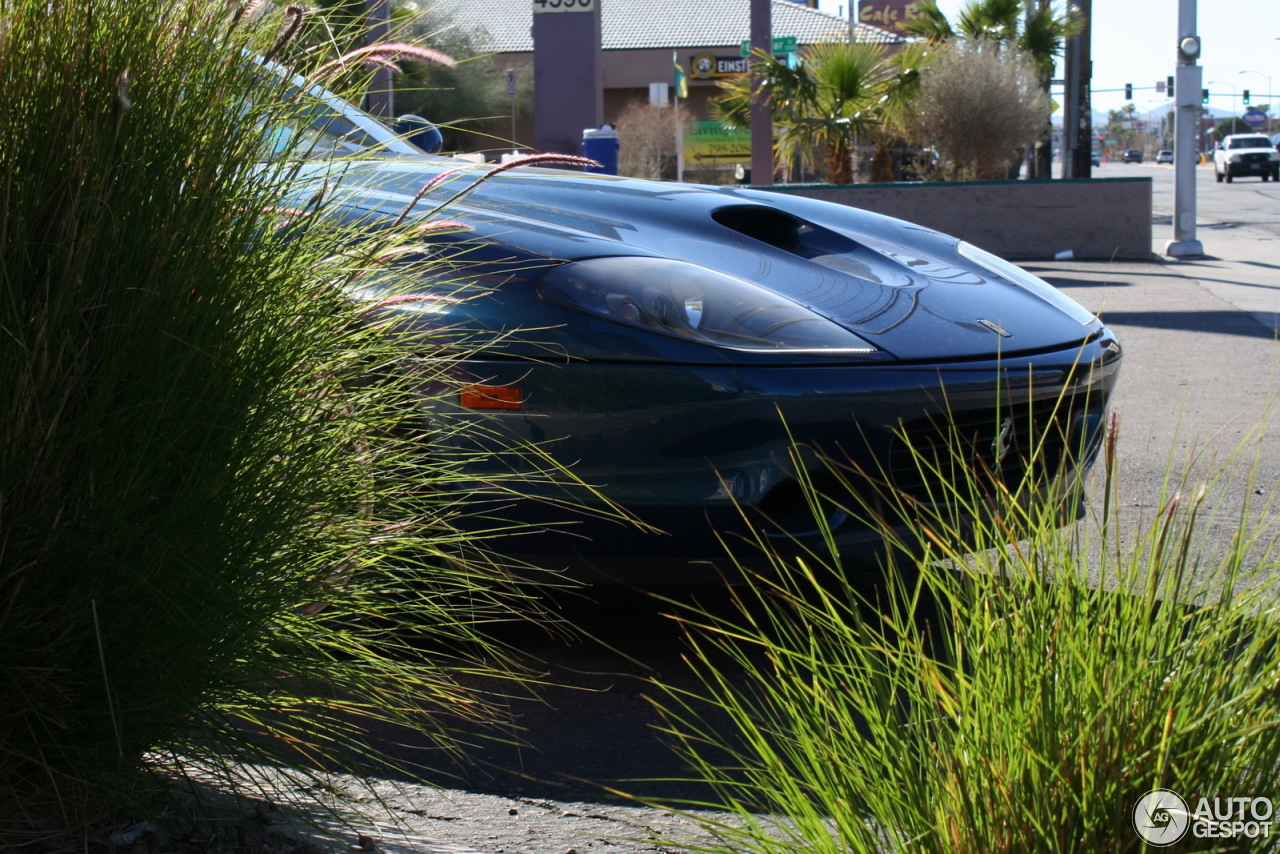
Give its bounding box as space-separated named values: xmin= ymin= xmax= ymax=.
xmin=97 ymin=765 xmax=737 ymax=854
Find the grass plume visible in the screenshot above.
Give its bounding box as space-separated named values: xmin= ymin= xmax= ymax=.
xmin=0 ymin=0 xmax=565 ymax=845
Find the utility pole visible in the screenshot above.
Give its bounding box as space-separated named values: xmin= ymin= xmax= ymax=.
xmin=1033 ymin=0 xmax=1053 ymax=179
xmin=1062 ymin=0 xmax=1092 ymax=179
xmin=365 ymin=0 xmax=393 ymax=117
xmin=749 ymin=0 xmax=773 ymax=186
xmin=1165 ymin=0 xmax=1203 ymax=257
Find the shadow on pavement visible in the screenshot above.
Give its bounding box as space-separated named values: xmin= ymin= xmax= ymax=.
xmin=1090 ymin=309 xmax=1278 ymax=339
xmin=352 ymin=575 xmax=935 ymax=811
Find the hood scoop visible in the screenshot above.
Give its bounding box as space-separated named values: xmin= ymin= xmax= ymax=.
xmin=712 ymin=204 xmax=858 ymax=257
xmin=711 ymin=204 xmax=914 ymax=288
xmin=708 ymin=204 xmax=1093 ymax=361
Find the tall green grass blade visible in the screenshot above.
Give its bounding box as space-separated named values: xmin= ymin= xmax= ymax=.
xmin=0 ymin=0 xmax=574 ymax=844
xmin=645 ymin=390 xmax=1280 ymax=852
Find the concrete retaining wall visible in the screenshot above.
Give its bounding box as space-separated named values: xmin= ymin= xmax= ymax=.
xmin=761 ymin=177 xmax=1152 ymax=261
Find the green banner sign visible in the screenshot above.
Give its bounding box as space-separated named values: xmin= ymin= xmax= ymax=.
xmin=683 ymin=121 xmax=751 ymax=161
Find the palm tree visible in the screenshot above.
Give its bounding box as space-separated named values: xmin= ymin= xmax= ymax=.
xmin=904 ymin=0 xmax=1075 ymax=65
xmin=902 ymin=0 xmax=1080 ymax=178
xmin=864 ymin=42 xmax=928 ymax=181
xmin=713 ymin=41 xmax=893 ymax=185
xmin=1105 ymin=103 xmax=1139 ymax=150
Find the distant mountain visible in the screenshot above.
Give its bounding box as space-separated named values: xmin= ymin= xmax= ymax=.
xmin=1052 ymin=105 xmax=1248 ymax=130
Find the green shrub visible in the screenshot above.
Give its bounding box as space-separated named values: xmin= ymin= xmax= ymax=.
xmin=649 ymin=408 xmax=1280 ymax=852
xmin=0 ymin=0 xmax=553 ymax=844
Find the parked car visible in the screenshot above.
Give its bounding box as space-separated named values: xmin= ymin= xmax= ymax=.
xmin=1155 ymin=150 xmax=1173 ymax=164
xmin=1213 ymin=134 xmax=1280 ymax=183
xmin=1123 ymin=149 xmax=1143 ymax=163
xmin=274 ymin=67 xmax=1122 ymax=583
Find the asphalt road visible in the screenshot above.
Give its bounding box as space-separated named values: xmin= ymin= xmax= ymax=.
xmin=296 ymin=166 xmax=1280 ymax=854
xmin=1098 ymin=156 xmax=1280 ymax=242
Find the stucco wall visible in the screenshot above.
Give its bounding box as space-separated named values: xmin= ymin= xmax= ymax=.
xmin=761 ymin=177 xmax=1153 ymax=261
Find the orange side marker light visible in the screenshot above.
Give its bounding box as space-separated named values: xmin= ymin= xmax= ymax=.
xmin=459 ymin=384 xmax=523 ymax=410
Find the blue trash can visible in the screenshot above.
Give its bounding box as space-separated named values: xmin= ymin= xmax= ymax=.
xmin=582 ymin=124 xmax=619 ymax=175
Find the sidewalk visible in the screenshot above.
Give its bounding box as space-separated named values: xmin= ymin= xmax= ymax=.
xmin=1153 ymin=219 xmax=1280 ymax=333
xmin=205 ymin=765 xmax=713 ymax=854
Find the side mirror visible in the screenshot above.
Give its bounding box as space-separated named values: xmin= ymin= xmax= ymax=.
xmin=395 ymin=114 xmax=443 ymax=154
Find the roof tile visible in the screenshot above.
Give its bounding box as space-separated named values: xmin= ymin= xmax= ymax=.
xmin=432 ymin=0 xmax=902 ymax=53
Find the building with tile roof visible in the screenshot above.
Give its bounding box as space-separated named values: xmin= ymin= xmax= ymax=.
xmin=435 ymin=0 xmax=901 ymax=53
xmin=426 ymin=0 xmax=902 ymax=156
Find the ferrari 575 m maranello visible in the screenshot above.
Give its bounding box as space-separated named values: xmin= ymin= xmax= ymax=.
xmin=280 ymin=75 xmax=1121 ymax=584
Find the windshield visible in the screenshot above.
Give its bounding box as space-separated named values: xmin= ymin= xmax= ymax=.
xmin=253 ymin=57 xmax=423 ymax=162
xmin=260 ymin=98 xmax=417 ymax=161
xmin=1229 ymin=136 xmax=1271 ymax=149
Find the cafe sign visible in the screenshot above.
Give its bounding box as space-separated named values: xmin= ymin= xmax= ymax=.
xmin=857 ymin=0 xmax=925 ymax=33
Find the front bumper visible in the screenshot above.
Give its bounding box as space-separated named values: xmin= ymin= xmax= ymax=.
xmin=417 ymin=330 xmax=1122 ymax=582
xmin=1226 ymin=156 xmax=1278 ymax=176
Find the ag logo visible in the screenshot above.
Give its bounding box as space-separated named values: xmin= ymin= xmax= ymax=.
xmin=1134 ymin=789 xmax=1190 ymax=846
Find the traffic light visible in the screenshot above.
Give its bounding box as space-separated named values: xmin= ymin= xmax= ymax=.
xmin=1202 ymin=88 xmax=1209 ymax=104
xmin=1167 ymin=75 xmax=1175 ymax=98
xmin=1124 ymin=83 xmax=1132 ymax=100
xmin=1244 ymin=89 xmax=1252 ymax=105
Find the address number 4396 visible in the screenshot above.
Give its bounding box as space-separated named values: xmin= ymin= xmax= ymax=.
xmin=533 ymin=0 xmax=595 ymax=12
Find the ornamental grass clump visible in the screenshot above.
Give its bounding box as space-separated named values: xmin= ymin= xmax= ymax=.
xmin=649 ymin=400 xmax=1280 ymax=852
xmin=0 ymin=0 xmax=558 ymax=845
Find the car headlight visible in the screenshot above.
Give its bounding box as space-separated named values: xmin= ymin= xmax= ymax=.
xmin=958 ymin=241 xmax=1096 ymax=326
xmin=537 ymin=257 xmax=880 ymax=355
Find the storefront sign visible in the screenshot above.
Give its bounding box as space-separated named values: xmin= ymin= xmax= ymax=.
xmin=682 ymin=121 xmax=751 ymax=161
xmin=857 ymin=0 xmax=925 ymax=33
xmin=690 ymin=53 xmax=752 ymax=79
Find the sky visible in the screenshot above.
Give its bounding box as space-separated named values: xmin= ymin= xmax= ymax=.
xmin=820 ymin=0 xmax=1279 ymax=119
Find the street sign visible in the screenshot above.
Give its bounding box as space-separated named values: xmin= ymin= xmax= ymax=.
xmin=740 ymin=36 xmax=798 ymax=57
xmin=505 ymin=69 xmax=518 ymax=99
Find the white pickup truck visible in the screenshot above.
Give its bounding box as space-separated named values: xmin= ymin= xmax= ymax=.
xmin=1213 ymin=133 xmax=1280 ymax=183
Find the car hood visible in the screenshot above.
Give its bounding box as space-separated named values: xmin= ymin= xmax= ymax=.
xmin=326 ymin=158 xmax=1102 ymax=362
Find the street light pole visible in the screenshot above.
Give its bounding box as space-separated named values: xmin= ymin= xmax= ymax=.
xmin=1165 ymin=0 xmax=1202 ymax=257
xmin=1206 ymin=80 xmax=1237 ymax=106
xmin=1207 ymin=80 xmax=1236 ymax=148
xmin=1238 ymin=70 xmax=1273 ymax=134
